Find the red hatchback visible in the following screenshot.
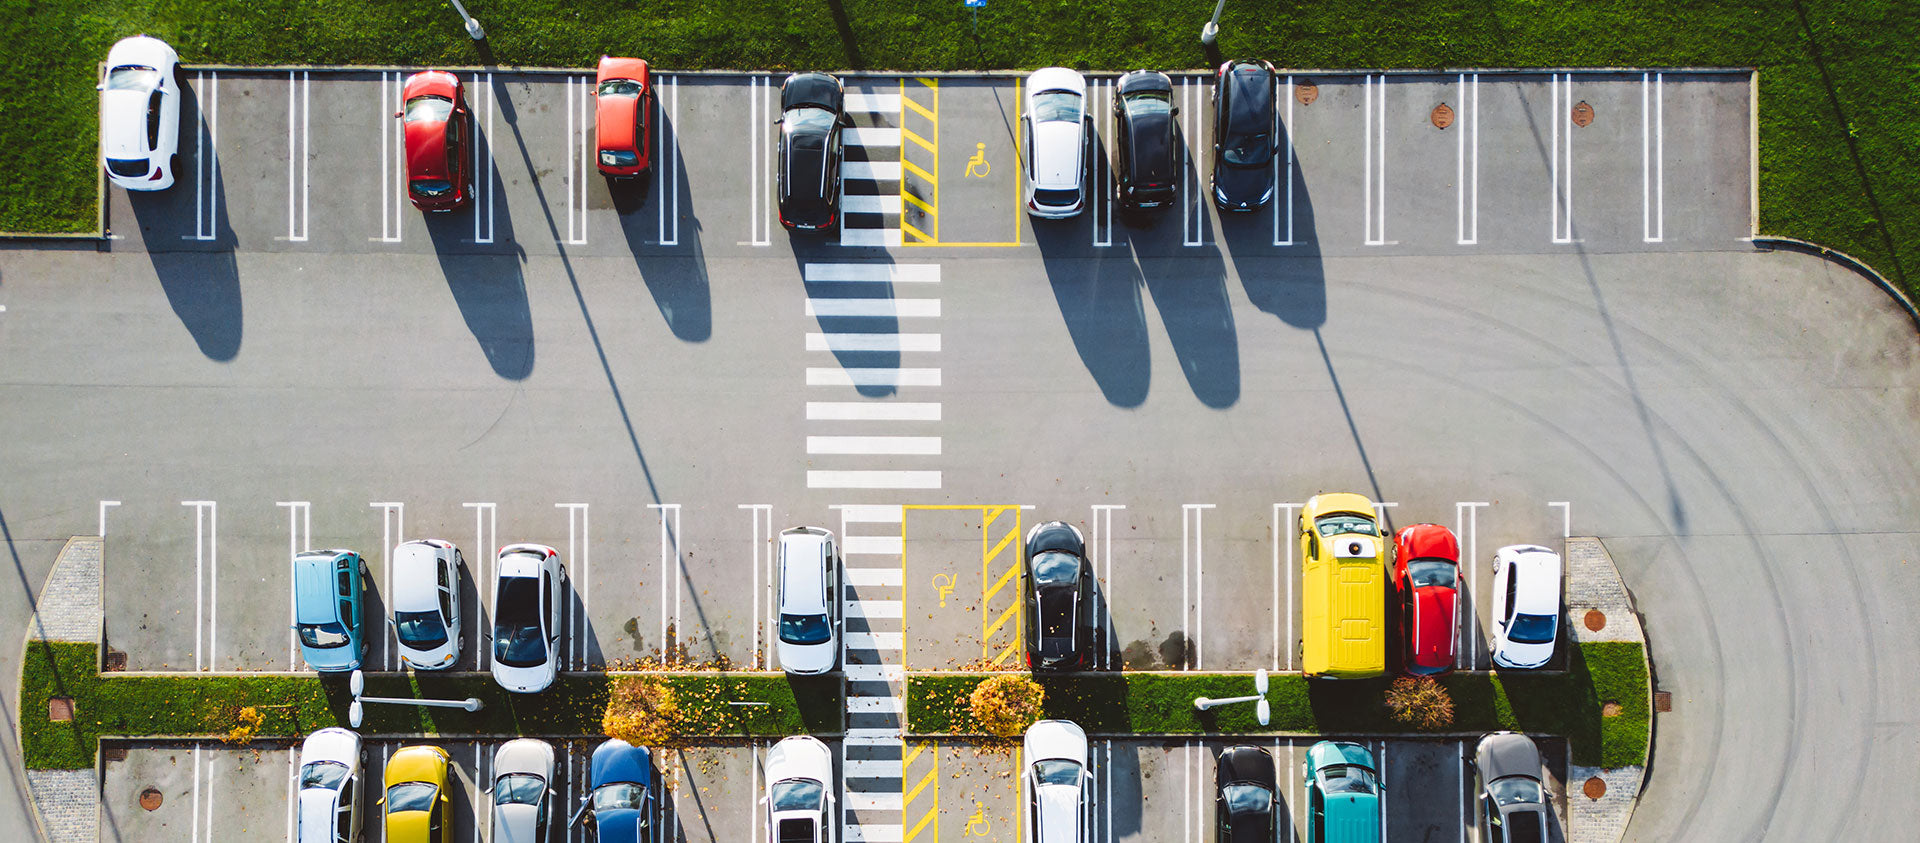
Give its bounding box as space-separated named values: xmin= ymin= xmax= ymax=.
xmin=1393 ymin=523 xmax=1461 ymax=676
xmin=398 ymin=70 xmax=471 ymax=211
xmin=593 ymin=56 xmax=652 ymax=178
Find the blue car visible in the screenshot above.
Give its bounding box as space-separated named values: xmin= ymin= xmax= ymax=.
xmin=1303 ymin=741 xmax=1383 ymax=843
xmin=571 ymin=738 xmax=653 ymax=842
xmin=292 ymin=549 xmax=368 ymax=672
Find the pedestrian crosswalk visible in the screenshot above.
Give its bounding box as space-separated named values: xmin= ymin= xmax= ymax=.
xmin=804 ymin=262 xmax=942 ymax=490
xmin=839 ymin=504 xmax=907 ymax=843
xmin=841 ymin=90 xmax=904 ymax=247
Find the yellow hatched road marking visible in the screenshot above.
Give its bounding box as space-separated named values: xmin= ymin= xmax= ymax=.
xmin=992 ymin=640 xmax=1021 ymax=666
xmin=903 ymin=740 xmax=939 ymax=843
xmin=983 ymin=563 xmax=1019 ymax=602
xmin=982 ymin=602 xmax=1021 ymax=642
xmin=905 ymin=808 xmax=938 ymax=843
xmin=982 ymin=506 xmax=1007 ymax=532
xmin=902 ymin=220 xmax=934 ymax=242
xmin=903 ymin=764 xmax=938 ymax=804
xmin=903 ymin=191 xmax=937 ymax=216
xmin=902 ymin=94 xmax=937 ymax=121
xmin=904 ymin=740 xmax=931 ymax=766
xmin=902 ymin=127 xmax=938 ymax=154
xmin=983 ymin=528 xmax=1018 ymax=565
xmin=901 ymin=157 xmax=937 ymax=185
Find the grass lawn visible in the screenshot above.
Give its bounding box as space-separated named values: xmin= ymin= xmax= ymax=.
xmin=910 ymin=641 xmax=1651 ymax=768
xmin=2 ymin=1 xmax=1915 ymax=296
xmin=19 ymin=640 xmax=839 ymax=769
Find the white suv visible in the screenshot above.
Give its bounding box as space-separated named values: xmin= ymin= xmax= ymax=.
xmin=391 ymin=539 xmax=463 ymax=670
xmin=776 ymin=527 xmax=839 ymax=675
xmin=764 ymin=736 xmax=837 ymax=843
xmin=1022 ymin=67 xmax=1088 ymax=218
xmin=1022 ymin=720 xmax=1092 ymax=843
xmin=1490 ymin=545 xmax=1562 ymax=669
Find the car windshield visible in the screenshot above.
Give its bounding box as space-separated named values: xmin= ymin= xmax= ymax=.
xmin=592 ymin=783 xmax=649 ymax=816
xmin=1408 ymin=560 xmax=1458 ymax=589
xmin=1031 ymin=91 xmax=1082 ymax=123
xmin=1505 ymin=811 xmax=1546 ymax=843
xmin=1507 ymin=613 xmax=1557 ymax=645
xmin=785 ymin=106 xmax=838 ymax=133
xmin=299 ymin=761 xmax=348 ymax=790
xmin=1314 ymin=514 xmax=1378 ymax=537
xmin=106 ymin=66 xmax=160 ymax=91
xmin=1033 ymin=187 xmax=1080 ymax=207
xmin=297 ymin=622 xmax=349 ymax=649
xmin=770 ymin=778 xmax=824 ymax=812
xmin=394 ymin=610 xmax=448 ymax=648
xmin=386 ymin=782 xmax=437 ymax=813
xmin=1221 ymin=127 xmax=1274 ymax=166
xmin=598 ymin=79 xmax=643 ymax=97
xmin=492 ymin=773 xmax=545 ymax=806
xmin=1318 ymin=764 xmax=1378 ymax=795
xmin=1488 ymin=776 xmax=1543 ymax=807
xmin=106 ymin=158 xmax=152 ymax=177
xmin=1222 ymin=783 xmax=1272 ymax=815
xmin=493 ymin=576 xmax=547 ymax=667
xmin=779 ymin=613 xmax=833 ymax=646
xmin=404 ymin=95 xmax=453 ymax=124
xmin=601 ymin=149 xmax=639 ymax=167
xmin=1031 ymin=552 xmax=1081 ymax=586
xmin=410 ymin=179 xmax=453 ymax=199
xmin=1123 ymin=89 xmax=1173 ymax=117
xmin=1033 ymin=759 xmax=1082 ymax=787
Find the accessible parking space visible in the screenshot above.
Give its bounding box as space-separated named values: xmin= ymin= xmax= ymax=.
xmin=908 ymin=78 xmax=1025 ymax=248
xmin=901 ymin=505 xmax=1028 ymax=670
xmin=898 ymin=740 xmax=1021 ymax=843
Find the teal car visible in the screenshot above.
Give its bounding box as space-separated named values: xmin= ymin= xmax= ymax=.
xmin=293 ymin=549 xmax=368 ymax=672
xmin=1303 ymin=741 xmax=1382 ymax=843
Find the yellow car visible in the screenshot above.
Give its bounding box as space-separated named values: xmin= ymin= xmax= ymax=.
xmin=383 ymin=745 xmax=454 ymax=843
xmin=1299 ymin=493 xmax=1389 ymax=679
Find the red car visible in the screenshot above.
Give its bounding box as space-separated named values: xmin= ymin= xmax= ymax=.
xmin=594 ymin=56 xmax=652 ymax=178
xmin=398 ymin=70 xmax=471 ymax=211
xmin=1394 ymin=523 xmax=1461 ymax=676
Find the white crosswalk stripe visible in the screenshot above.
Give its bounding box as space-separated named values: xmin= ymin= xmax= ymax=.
xmin=835 ymin=501 xmax=911 ymax=843
xmin=839 ymin=89 xmax=903 ymax=248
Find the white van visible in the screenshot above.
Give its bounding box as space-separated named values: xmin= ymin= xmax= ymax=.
xmin=776 ymin=527 xmax=840 ymax=674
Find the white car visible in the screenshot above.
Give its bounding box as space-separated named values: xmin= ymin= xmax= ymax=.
xmin=763 ymin=736 xmax=837 ymax=843
xmin=296 ymin=727 xmax=364 ymax=843
xmin=1490 ymin=545 xmax=1563 ymax=669
xmin=776 ymin=527 xmax=839 ymax=675
xmin=491 ymin=543 xmax=565 ymax=693
xmin=492 ymin=738 xmax=557 ymax=843
xmin=1021 ymin=67 xmax=1087 ymax=218
xmin=391 ymin=539 xmax=463 ymax=671
xmin=98 ymin=35 xmax=180 ymax=191
xmin=1021 ymin=720 xmax=1092 ymax=843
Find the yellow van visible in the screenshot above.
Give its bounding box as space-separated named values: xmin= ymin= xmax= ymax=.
xmin=1299 ymin=493 xmax=1388 ymax=679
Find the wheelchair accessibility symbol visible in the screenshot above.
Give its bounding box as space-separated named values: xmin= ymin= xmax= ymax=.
xmin=931 ymin=573 xmax=956 ymax=608
xmin=964 ymin=801 xmax=991 ymax=836
xmin=965 ymin=143 xmax=991 ymax=178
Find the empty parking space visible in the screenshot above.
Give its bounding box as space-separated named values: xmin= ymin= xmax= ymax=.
xmin=901 ymin=505 xmax=1027 ymax=669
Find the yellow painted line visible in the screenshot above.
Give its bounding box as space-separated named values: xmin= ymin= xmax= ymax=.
xmin=982 ymin=506 xmax=1007 ymax=532
xmin=982 ymin=602 xmax=1021 ymax=641
xmin=1013 ymin=746 xmax=1023 ymax=843
xmin=902 ymin=741 xmax=939 ymax=843
xmin=902 ymin=240 xmax=1026 ymax=248
xmin=902 ymin=94 xmax=937 ymax=121
xmin=902 ymin=127 xmax=937 ymax=154
xmin=903 ymin=504 xmax=1026 ymax=511
xmin=991 ymin=640 xmax=1021 ymax=666
xmin=901 ymin=157 xmax=937 ymax=185
xmin=902 ymin=220 xmax=934 ymax=243
xmin=904 ymin=739 xmax=930 ymax=766
xmin=900 ymin=503 xmax=909 ymax=671
xmin=903 ymin=764 xmax=939 ymax=804
xmin=1012 ymin=77 xmax=1024 ymax=246
xmin=904 ymin=808 xmax=938 ymax=843
xmin=916 ymin=77 xmax=939 ymax=89
xmin=983 ymin=563 xmax=1020 ymax=603
xmin=903 ymin=190 xmax=937 ymax=217
xmin=983 ymin=528 xmax=1018 ymax=566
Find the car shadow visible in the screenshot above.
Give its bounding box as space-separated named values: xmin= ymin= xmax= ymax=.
xmin=426 ymin=210 xmax=534 ymax=380
xmin=1035 ymin=219 xmax=1150 ymax=407
xmin=128 ymin=74 xmax=242 ymax=363
xmin=792 ymin=235 xmax=900 ymax=398
xmin=618 ymin=106 xmax=711 ymax=343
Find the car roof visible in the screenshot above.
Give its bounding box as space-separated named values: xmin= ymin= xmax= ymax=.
xmin=100 ymin=89 xmax=158 ymax=159
xmin=1031 ymin=121 xmax=1083 ymax=190
xmin=298 ymin=789 xmax=342 ymax=843
xmin=491 ymin=802 xmax=541 ymax=842
xmin=779 ymin=546 xmax=829 ymax=614
xmin=1507 ymin=550 xmax=1562 ymax=613
xmin=392 ymin=543 xmax=445 ymax=613
xmin=1036 ymin=784 xmax=1081 ymax=841
xmin=405 ymin=118 xmax=451 ymax=180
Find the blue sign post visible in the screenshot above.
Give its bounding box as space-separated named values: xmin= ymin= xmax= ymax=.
xmin=965 ymin=0 xmax=985 ymax=34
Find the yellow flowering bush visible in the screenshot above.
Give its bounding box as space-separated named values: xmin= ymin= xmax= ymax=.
xmin=222 ymin=706 xmax=264 ymax=745
xmin=603 ymin=676 xmax=682 ymax=747
xmin=1384 ymin=677 xmax=1454 ymax=730
xmin=968 ymin=675 xmax=1045 ymax=737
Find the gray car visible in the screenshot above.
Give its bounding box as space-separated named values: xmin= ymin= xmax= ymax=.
xmin=493 ymin=738 xmax=557 ymax=843
xmin=1473 ymin=732 xmax=1550 ymax=843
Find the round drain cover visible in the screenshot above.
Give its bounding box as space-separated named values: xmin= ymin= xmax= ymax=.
xmin=1295 ymin=81 xmax=1318 ymax=105
xmin=1572 ymin=101 xmax=1595 ymax=127
xmin=1583 ymin=777 xmax=1607 ymax=800
xmin=1584 ymin=609 xmax=1607 ymax=631
xmin=1431 ymin=103 xmax=1454 ymax=129
xmin=139 ymin=787 xmax=162 ymax=811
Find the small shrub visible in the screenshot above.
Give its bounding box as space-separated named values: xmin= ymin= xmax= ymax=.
xmin=968 ymin=675 xmax=1045 ymax=737
xmin=603 ymin=677 xmax=681 ymax=747
xmin=1384 ymin=677 xmax=1454 ymax=730
xmin=221 ymin=706 xmax=264 ymax=745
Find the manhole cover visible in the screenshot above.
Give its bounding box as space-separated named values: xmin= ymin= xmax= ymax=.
xmin=1583 ymin=777 xmax=1607 ymax=800
xmin=1572 ymin=101 xmax=1595 ymax=127
xmin=104 ymin=650 xmax=128 ymax=672
xmin=47 ymin=697 xmax=73 ymax=722
xmin=1295 ymin=80 xmax=1318 ymax=105
xmin=1584 ymin=609 xmax=1607 ymax=631
xmin=1654 ymin=690 xmax=1673 ymax=712
xmin=1601 ymin=700 xmax=1622 ymax=717
xmin=1431 ymin=103 xmax=1455 ymax=130
xmin=139 ymin=787 xmax=162 ymax=811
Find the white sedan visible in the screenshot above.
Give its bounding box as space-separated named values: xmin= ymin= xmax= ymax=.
xmin=1490 ymin=544 xmax=1563 ymax=669
xmin=491 ymin=738 xmax=557 ymax=843
xmin=391 ymin=539 xmax=463 ymax=671
xmin=491 ymin=543 xmax=565 ymax=693
xmin=98 ymin=35 xmax=180 ymax=191
xmin=1021 ymin=720 xmax=1092 ymax=843
xmin=763 ymin=736 xmax=836 ymax=843
xmin=295 ymin=727 xmax=363 ymax=843
xmin=1021 ymin=67 xmax=1087 ymax=218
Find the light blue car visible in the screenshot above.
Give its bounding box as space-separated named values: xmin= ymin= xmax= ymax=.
xmin=1303 ymin=741 xmax=1383 ymax=843
xmin=293 ymin=549 xmax=368 ymax=672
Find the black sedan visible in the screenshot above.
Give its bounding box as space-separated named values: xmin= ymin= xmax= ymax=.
xmin=777 ymin=72 xmax=846 ymax=231
xmin=1022 ymin=521 xmax=1095 ymax=671
xmin=1210 ymin=59 xmax=1278 ymax=211
xmin=1113 ymin=70 xmax=1180 ymax=213
xmin=1214 ymin=745 xmax=1278 ymax=843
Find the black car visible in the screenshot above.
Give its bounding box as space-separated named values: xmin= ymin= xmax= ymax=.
xmin=1113 ymin=70 xmax=1180 ymax=213
xmin=1022 ymin=521 xmax=1095 ymax=671
xmin=1210 ymin=59 xmax=1278 ymax=211
xmin=777 ymin=72 xmax=846 ymax=230
xmin=1214 ymin=746 xmax=1278 ymax=843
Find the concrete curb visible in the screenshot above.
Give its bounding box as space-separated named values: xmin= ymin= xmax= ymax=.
xmin=1751 ymin=236 xmax=1920 ymax=331
xmin=1563 ymin=537 xmax=1650 ymax=843
xmin=15 ymin=537 xmax=104 ymax=843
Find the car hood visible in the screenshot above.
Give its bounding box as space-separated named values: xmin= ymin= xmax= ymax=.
xmin=1496 ymin=638 xmax=1554 ymax=668
xmin=1216 ymin=746 xmax=1276 ymax=790
xmin=107 ymin=36 xmax=176 ymax=69
xmin=777 ymin=638 xmax=835 ymax=674
xmin=591 ymin=740 xmax=652 ymax=787
xmin=782 ymin=73 xmax=842 ymax=112
xmin=766 ymin=736 xmax=834 ymax=783
xmin=491 ymin=802 xmax=542 ymax=843
xmin=1023 ymin=720 xmax=1088 ymax=764
xmin=1475 ymin=733 xmax=1543 ymax=781
xmin=301 ymin=728 xmax=360 ymax=765
xmin=494 ymin=739 xmax=555 ymax=778
xmin=1025 ymin=522 xmax=1084 ymax=556
xmin=492 ymin=659 xmax=556 ymax=693
xmin=1306 ymin=741 xmax=1374 ymax=771
xmin=1410 ymin=585 xmax=1457 ymax=668
xmin=1212 ymin=160 xmax=1271 ymax=202
xmin=1397 ymin=524 xmax=1459 ymax=562
xmin=100 ymin=89 xmax=157 ymax=158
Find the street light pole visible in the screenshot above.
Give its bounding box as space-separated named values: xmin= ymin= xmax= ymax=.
xmin=447 ymin=0 xmax=486 ymax=41
xmin=1200 ymin=0 xmax=1228 ymax=46
xmin=1193 ymin=668 xmax=1271 ymax=726
xmin=348 ymin=670 xmax=484 ymax=728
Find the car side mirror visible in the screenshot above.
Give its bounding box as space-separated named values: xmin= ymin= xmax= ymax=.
xmin=393 ymin=111 xmax=403 ymax=119
xmin=96 ymin=84 xmax=107 ymax=92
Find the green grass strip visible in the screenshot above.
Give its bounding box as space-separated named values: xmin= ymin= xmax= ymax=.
xmin=910 ymin=641 xmax=1650 ymax=768
xmin=19 ymin=641 xmax=839 ymax=770
xmin=4 ymin=1 xmax=1917 ymax=299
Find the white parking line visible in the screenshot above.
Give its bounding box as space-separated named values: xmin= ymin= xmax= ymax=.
xmin=277 ymin=501 xmax=311 ymax=670
xmin=97 ymin=500 xmax=119 ymax=537
xmin=1275 ymin=75 xmax=1296 ymax=247
xmin=805 ymin=297 xmax=940 ymax=318
xmin=182 ymin=500 xmax=216 ymax=671
xmin=371 ymin=502 xmax=405 ymax=670
xmin=842 ymin=194 xmax=905 ymax=216
xmin=1376 ymin=741 xmax=1389 ymax=839
xmin=740 ymin=504 xmax=773 ymax=668
xmin=750 ymin=75 xmax=773 ymax=246
xmin=1092 ymin=76 xmax=1113 ymax=248
xmin=558 ymin=503 xmax=591 ymax=669
xmin=286 ymin=71 xmax=310 ymax=242
xmin=1362 ymin=74 xmax=1388 ymax=246
xmin=1549 ymin=501 xmax=1572 ymax=538
xmin=473 ymin=71 xmax=495 ymax=245
xmin=1273 ymin=503 xmax=1302 ymax=671
xmin=1460 ymin=740 xmax=1473 ymax=843
xmin=470 ymin=744 xmax=484 ymax=843
xmin=657 ymin=74 xmax=681 ymax=247
xmin=1551 ymin=73 xmax=1575 ymax=243
xmin=463 ymin=502 xmax=497 ymax=670
xmin=183 ymin=71 xmax=221 ymax=242
xmin=805 ymin=263 xmax=941 ymax=283
xmin=377 ymin=72 xmax=404 ymax=243
xmin=808 ymin=436 xmax=942 ymax=455
xmin=286 ymin=748 xmax=297 ymax=843
xmin=566 ymin=75 xmax=590 ymax=245
xmin=648 ymin=504 xmax=682 ymax=655
xmin=845 ymin=126 xmax=903 ymax=146
xmin=805 ymin=366 xmax=941 ymax=387
xmin=1642 ymin=72 xmax=1665 ymax=243
xmin=805 ymin=332 xmax=941 ymax=353
xmin=808 ymin=471 xmax=941 ymax=490
xmin=845 ymin=92 xmax=902 ymax=114
xmin=1183 ymin=76 xmax=1206 ymax=247
xmin=834 ymin=504 xmax=907 ymax=524
xmin=1182 ymin=503 xmax=1214 ymax=669
xmin=1091 ymin=505 xmax=1123 ymax=670
xmin=1457 ymin=73 xmax=1480 ymax=245
xmin=1456 ymin=502 xmax=1489 ymax=670
xmin=806 ymin=402 xmax=941 ymax=421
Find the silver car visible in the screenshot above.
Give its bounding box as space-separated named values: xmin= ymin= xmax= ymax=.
xmin=492 ymin=738 xmax=557 ymax=843
xmin=1473 ymin=732 xmax=1550 ymax=843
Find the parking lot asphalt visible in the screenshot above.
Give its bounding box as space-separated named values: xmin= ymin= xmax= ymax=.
xmin=3 ymin=68 xmax=1919 ymax=842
